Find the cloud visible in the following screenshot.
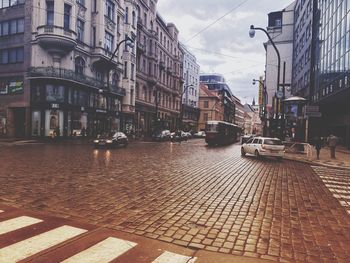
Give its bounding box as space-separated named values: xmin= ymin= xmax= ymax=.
xmin=157 ymin=0 xmax=294 ymax=104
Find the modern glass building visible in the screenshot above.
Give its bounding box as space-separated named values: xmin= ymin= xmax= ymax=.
xmin=313 ymin=0 xmax=350 ymax=147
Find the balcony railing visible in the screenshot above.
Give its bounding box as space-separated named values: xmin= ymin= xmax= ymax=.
xmin=28 ymin=67 xmax=126 ymax=96
xmin=37 ymin=25 xmax=77 ymax=38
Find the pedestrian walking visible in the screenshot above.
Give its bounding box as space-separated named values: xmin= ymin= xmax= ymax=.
xmin=313 ymin=136 xmax=322 ymax=160
xmin=327 ymin=134 xmax=338 ymax=159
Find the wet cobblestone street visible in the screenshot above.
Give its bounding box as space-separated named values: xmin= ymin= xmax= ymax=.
xmin=0 ymin=140 xmax=349 ymax=262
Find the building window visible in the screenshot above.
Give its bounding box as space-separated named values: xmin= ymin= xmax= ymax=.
xmin=104 ymin=31 xmax=114 ymax=53
xmin=125 ymin=7 xmax=128 ymax=23
xmin=92 ymin=27 xmax=96 ymax=47
xmin=46 ymin=1 xmax=54 ymax=26
xmin=77 ymin=19 xmax=84 ymax=42
xmin=131 ymin=63 xmax=135 ymax=80
xmin=275 ymin=19 xmax=282 ymax=27
xmin=75 ymin=57 xmax=85 ymax=75
xmin=105 ymin=0 xmax=115 ymax=21
xmin=0 ymin=0 xmax=24 ymax=9
xmin=64 ymin=4 xmax=71 ymax=30
xmin=204 ymin=113 xmax=208 ymax=121
xmin=204 ymin=100 xmax=209 ymax=108
xmin=77 ymin=0 xmax=85 ymax=7
xmin=144 ymin=12 xmax=147 ymax=26
xmin=132 ymin=11 xmax=136 ymax=27
xmin=124 ymin=61 xmax=128 ymax=78
xmin=0 ymin=18 xmax=24 ymax=36
xmin=0 ymin=47 xmax=24 ymax=64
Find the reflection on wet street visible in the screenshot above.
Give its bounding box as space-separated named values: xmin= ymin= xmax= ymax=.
xmin=0 ymin=140 xmax=349 ymax=262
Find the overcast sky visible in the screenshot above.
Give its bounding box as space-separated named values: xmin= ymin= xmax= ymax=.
xmin=157 ymin=0 xmax=294 ymax=104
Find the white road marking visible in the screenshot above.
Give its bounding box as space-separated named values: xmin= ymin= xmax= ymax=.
xmin=152 ymin=251 xmax=197 ymax=263
xmin=0 ymin=216 xmax=43 ymax=235
xmin=61 ymin=237 xmax=137 ymax=263
xmin=0 ymin=210 xmax=3 ymax=213
xmin=0 ymin=225 xmax=87 ymax=262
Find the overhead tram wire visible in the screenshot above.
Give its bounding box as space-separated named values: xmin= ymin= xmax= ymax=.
xmin=185 ymin=0 xmax=250 ymax=43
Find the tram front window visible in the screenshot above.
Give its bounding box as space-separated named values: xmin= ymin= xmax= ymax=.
xmin=205 ymin=123 xmax=218 ymax=132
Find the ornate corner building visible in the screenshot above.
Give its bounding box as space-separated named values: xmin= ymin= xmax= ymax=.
xmin=0 ymin=0 xmax=184 ymax=138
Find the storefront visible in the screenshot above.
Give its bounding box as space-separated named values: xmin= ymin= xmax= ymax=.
xmin=0 ymin=77 xmax=25 ymax=137
xmin=30 ymin=80 xmax=123 ymax=137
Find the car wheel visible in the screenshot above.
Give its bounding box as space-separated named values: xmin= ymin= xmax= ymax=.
xmin=241 ymin=147 xmax=246 ymax=156
xmin=255 ymin=150 xmax=261 ymax=160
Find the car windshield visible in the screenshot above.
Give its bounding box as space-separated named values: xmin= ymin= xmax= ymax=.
xmin=264 ymin=139 xmax=283 ymax=145
xmin=97 ymin=133 xmax=109 ymax=139
xmin=113 ymin=132 xmax=125 ymax=137
xmin=246 ymin=138 xmax=254 ymax=144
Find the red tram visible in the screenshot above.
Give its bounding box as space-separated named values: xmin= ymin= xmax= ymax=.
xmin=205 ymin=121 xmax=240 ymax=146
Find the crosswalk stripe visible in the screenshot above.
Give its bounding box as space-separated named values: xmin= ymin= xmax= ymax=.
xmin=61 ymin=237 xmax=137 ymax=263
xmin=0 ymin=225 xmax=87 ymax=262
xmin=0 ymin=216 xmax=43 ymax=235
xmin=152 ymin=251 xmax=197 ymax=263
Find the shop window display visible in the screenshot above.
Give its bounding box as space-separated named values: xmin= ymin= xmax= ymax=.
xmin=46 ymin=85 xmax=64 ymax=102
xmin=31 ymin=111 xmax=41 ymax=136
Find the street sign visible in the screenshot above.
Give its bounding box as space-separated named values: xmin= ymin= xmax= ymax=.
xmin=305 ymin=112 xmax=322 ymax=118
xmin=304 ymin=105 xmax=319 ymax=113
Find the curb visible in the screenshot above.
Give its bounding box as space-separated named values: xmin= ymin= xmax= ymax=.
xmin=284 ymin=156 xmax=350 ymax=171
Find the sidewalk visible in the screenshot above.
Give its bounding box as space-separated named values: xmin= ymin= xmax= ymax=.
xmin=285 ymin=145 xmax=350 ymax=170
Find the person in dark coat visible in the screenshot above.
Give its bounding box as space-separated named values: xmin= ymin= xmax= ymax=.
xmin=313 ymin=136 xmax=322 ymax=160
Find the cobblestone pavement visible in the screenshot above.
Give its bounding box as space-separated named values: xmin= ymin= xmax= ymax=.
xmin=312 ymin=166 xmax=350 ymax=214
xmin=0 ymin=140 xmax=349 ymax=262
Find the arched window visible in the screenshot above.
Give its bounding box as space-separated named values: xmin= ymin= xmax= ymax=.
xmin=136 ymin=5 xmax=141 ymax=19
xmin=75 ymin=57 xmax=85 ymax=75
xmin=132 ymin=11 xmax=136 ymax=27
xmin=150 ymin=20 xmax=153 ymax=31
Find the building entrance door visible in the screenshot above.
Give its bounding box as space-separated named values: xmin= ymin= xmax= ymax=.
xmin=13 ymin=108 xmax=25 ymax=138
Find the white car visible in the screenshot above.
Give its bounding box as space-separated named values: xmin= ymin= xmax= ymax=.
xmin=241 ymin=137 xmax=285 ymax=160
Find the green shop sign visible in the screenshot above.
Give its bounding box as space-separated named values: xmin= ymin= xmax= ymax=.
xmin=0 ymin=80 xmax=23 ymax=95
xmin=9 ymin=81 xmax=24 ymax=94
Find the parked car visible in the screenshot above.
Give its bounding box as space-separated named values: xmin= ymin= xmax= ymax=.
xmin=94 ymin=132 xmax=128 ymax=148
xmin=170 ymin=130 xmax=188 ymax=142
xmin=241 ymin=137 xmax=285 ymax=160
xmin=152 ymin=130 xmax=171 ymax=141
xmin=241 ymin=134 xmax=253 ymax=144
xmin=183 ymin=132 xmax=192 ymax=139
xmin=193 ymin=131 xmax=206 ymax=138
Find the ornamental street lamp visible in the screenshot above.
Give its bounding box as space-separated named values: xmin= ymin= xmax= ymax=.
xmin=249 ymin=25 xmax=285 ymax=139
xmin=109 ymin=36 xmax=135 ymax=64
xmin=108 ymin=35 xmax=134 ymax=132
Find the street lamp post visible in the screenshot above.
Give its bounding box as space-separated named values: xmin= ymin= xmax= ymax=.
xmin=253 ymin=78 xmax=268 ymax=136
xmin=249 ymin=25 xmax=284 ymax=139
xmin=179 ymin=84 xmax=194 ymax=130
xmin=108 ymin=36 xmax=134 ymax=133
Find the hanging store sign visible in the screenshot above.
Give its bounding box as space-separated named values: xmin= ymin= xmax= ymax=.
xmin=0 ymin=79 xmax=23 ymax=95
xmin=8 ymin=81 xmax=24 ymax=94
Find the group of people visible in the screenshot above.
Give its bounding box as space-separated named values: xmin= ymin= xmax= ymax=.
xmin=312 ymin=134 xmax=339 ymax=159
